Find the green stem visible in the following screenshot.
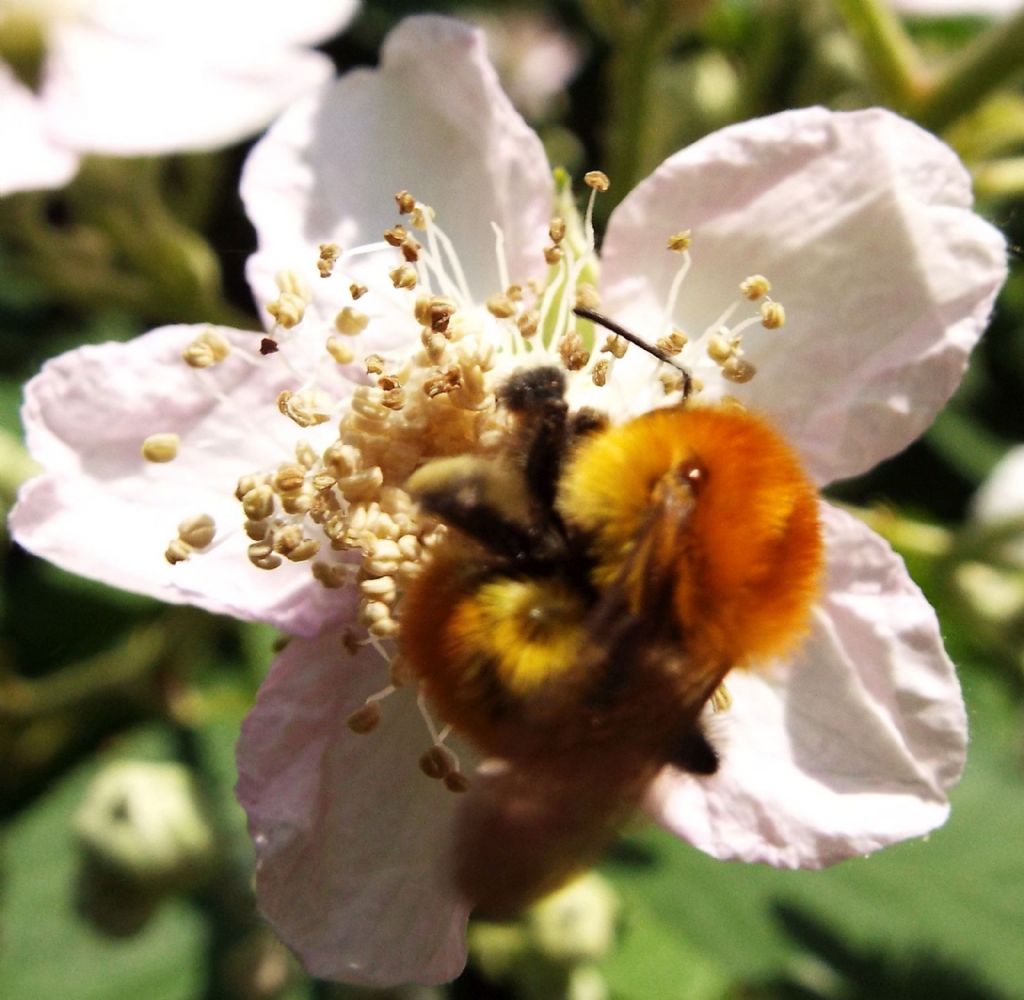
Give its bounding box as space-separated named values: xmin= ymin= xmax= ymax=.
xmin=832 ymin=0 xmax=925 ymax=109
xmin=915 ymin=7 xmax=1024 ymax=131
xmin=604 ymin=1 xmax=683 ymax=201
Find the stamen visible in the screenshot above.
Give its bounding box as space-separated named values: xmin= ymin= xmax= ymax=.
xmin=142 ymin=433 xmax=180 ymax=463
xmin=490 ymin=221 xmax=511 ymax=294
xmin=317 ymin=242 xmax=342 ymax=278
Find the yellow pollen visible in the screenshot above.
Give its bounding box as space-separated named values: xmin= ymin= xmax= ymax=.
xmin=506 ymin=284 xmax=524 ymax=302
xmin=659 ymin=370 xmax=688 ymax=395
xmin=334 ymin=306 xmax=369 ymax=335
xmin=667 ymin=230 xmax=692 ymax=252
xmin=584 ymin=170 xmax=610 ymax=192
xmin=591 ymin=359 xmax=610 ymax=387
xmin=389 ymin=264 xmax=418 ymax=290
xmin=141 ymin=433 xmax=180 ymax=463
xmin=365 ymin=354 xmax=386 ymax=376
xmin=741 ymin=274 xmax=771 ymax=300
xmin=177 ymin=514 xmax=215 ymax=549
xmin=760 ymin=300 xmax=786 ymax=329
xmin=182 ymin=329 xmax=230 ymax=369
xmin=710 ymin=684 xmax=733 ymax=712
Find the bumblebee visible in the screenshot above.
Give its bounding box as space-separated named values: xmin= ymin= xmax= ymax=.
xmin=400 ymin=344 xmax=822 ymax=913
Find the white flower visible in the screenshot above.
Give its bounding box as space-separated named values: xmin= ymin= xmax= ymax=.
xmin=0 ymin=0 xmax=360 ymax=196
xmin=889 ymin=0 xmax=1021 ymax=16
xmin=9 ymin=14 xmax=1007 ymax=989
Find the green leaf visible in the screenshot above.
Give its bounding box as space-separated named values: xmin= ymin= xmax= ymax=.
xmin=603 ymin=669 xmax=1024 ymax=998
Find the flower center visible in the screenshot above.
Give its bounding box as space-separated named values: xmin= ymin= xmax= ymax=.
xmin=144 ymin=176 xmax=788 ymax=786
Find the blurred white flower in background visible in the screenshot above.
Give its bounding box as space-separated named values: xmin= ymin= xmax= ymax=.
xmin=889 ymin=0 xmax=1022 ymax=16
xmin=0 ymin=0 xmax=360 ymax=196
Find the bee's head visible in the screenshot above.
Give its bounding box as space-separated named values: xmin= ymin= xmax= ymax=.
xmin=558 ymin=405 xmax=823 ymax=668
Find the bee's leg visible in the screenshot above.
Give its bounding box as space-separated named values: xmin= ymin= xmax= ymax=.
xmin=498 ymin=366 xmax=570 ymax=515
xmin=669 ymin=726 xmax=719 ymax=775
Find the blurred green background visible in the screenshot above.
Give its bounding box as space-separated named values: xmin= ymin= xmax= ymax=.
xmin=2 ymin=2 xmax=1024 ymax=998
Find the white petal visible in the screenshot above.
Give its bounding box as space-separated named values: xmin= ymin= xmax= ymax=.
xmin=236 ymin=635 xmax=471 ymax=986
xmin=971 ymin=445 xmax=1024 ymax=524
xmin=10 ymin=325 xmax=353 ymax=636
xmin=890 ymin=0 xmax=1021 ymax=15
xmin=41 ymin=0 xmax=356 ymax=155
xmin=647 ymin=503 xmax=966 ymax=868
xmin=0 ymin=63 xmax=78 ymax=196
xmin=601 ymin=107 xmax=1006 ymax=485
xmin=241 ymin=14 xmax=554 ymax=322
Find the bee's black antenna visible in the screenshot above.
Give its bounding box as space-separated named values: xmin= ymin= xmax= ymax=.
xmin=573 ymin=306 xmax=692 ymax=397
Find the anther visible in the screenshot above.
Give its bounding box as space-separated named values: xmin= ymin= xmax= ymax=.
xmin=295 ymin=440 xmax=318 ymax=470
xmin=601 ymin=335 xmax=627 ymax=359
xmin=273 ymin=464 xmax=306 ymax=495
xmin=364 ymin=354 xmax=386 ymax=375
xmin=242 ymin=485 xmax=275 ymax=521
xmin=506 ymin=284 xmax=523 ymax=301
xmin=165 ymin=538 xmax=192 ymax=565
xmin=558 ymin=332 xmax=591 ymax=371
xmin=549 ymin=217 xmax=566 ymax=243
xmin=395 ymin=190 xmax=416 ymax=215
xmin=389 ymin=264 xmax=418 ymax=290
xmin=584 ymin=170 xmax=610 ymax=192
xmin=347 ymin=701 xmax=382 ymax=734
xmin=178 ymin=514 xmax=215 ymax=549
xmin=486 ymin=293 xmax=516 ymax=319
xmin=667 ymin=230 xmax=692 ymax=253
xmin=706 ymin=333 xmax=734 ymax=363
xmin=278 ymin=389 xmax=332 ymax=428
xmin=575 ymin=283 xmax=600 ymax=310
xmin=517 ymin=309 xmax=540 ymax=339
xmin=312 ymin=561 xmax=348 ymax=588
xmin=182 ymin=328 xmax=231 ymax=368
xmin=142 ymin=433 xmax=180 ymax=463
xmin=266 ymin=292 xmax=307 ymax=329
xmin=760 ymin=300 xmax=786 ymax=329
xmin=317 ymin=242 xmax=342 ymax=278
xmin=286 ymin=537 xmax=319 ymax=562
xmin=248 ymin=541 xmax=282 ymax=570
xmin=444 ymin=771 xmax=470 ymax=794
xmin=722 ymin=356 xmax=757 ymax=383
xmin=325 ymin=336 xmax=355 ymax=365
xmin=350 ymin=282 xmax=368 ymax=299
xmin=710 ymin=684 xmax=733 ymax=713
xmin=335 ymin=306 xmax=369 ymax=335
xmin=419 ymin=745 xmax=456 ymax=780
xmin=592 ymin=359 xmax=610 ymax=387
xmin=659 ymin=371 xmax=688 ymax=395
xmin=383 ymin=225 xmax=407 ymax=247
xmin=423 ymin=367 xmax=462 ymax=398
xmin=543 ymin=244 xmax=563 ymax=265
xmin=741 ymin=274 xmax=771 ymax=300
xmin=400 ymin=236 xmax=421 ymax=262
xmin=656 ymin=330 xmax=688 ymax=356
